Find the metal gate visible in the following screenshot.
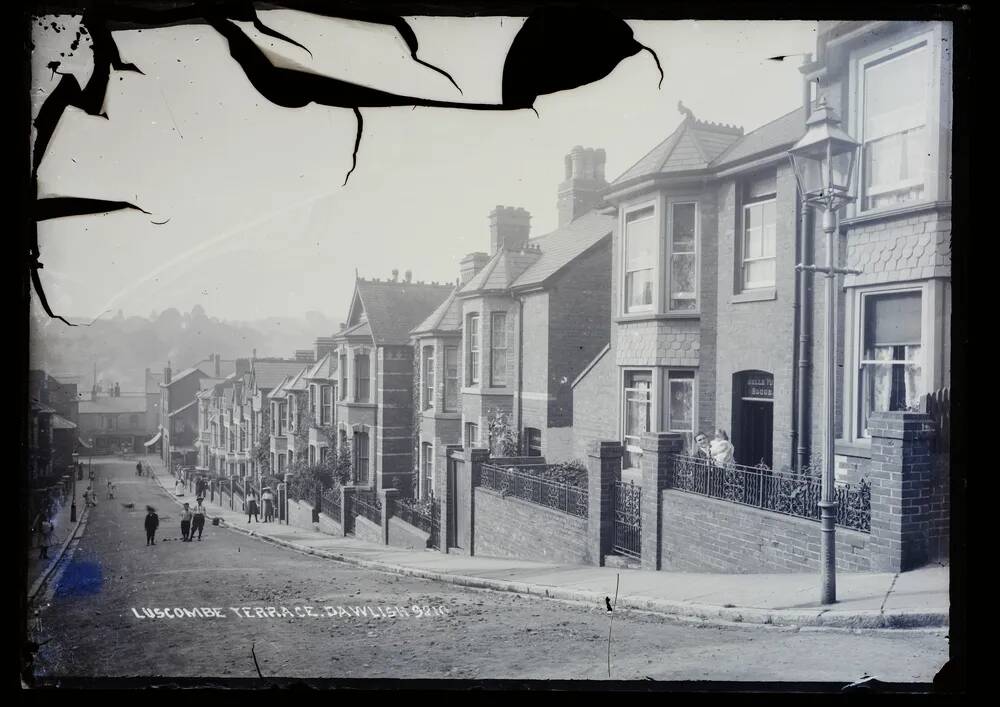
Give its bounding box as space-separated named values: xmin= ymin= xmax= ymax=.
xmin=612 ymin=480 xmax=642 ymax=559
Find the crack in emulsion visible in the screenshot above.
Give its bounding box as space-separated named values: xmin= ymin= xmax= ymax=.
xmin=29 ymin=3 xmax=664 ymax=325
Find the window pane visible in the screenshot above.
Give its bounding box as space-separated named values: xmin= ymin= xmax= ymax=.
xmin=625 ymin=270 xmax=653 ymax=309
xmin=670 ymin=253 xmax=697 ymax=310
xmin=445 ymin=346 xmax=459 ymax=411
xmin=625 ymin=208 xmax=655 ymax=312
xmin=864 ymin=291 xmax=921 ymax=351
xmin=671 ymin=203 xmax=696 ymax=252
xmin=862 ymin=45 xmax=928 ymax=209
xmin=667 ymin=376 xmax=693 ymax=431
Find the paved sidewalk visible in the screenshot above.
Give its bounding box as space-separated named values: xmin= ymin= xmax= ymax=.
xmin=145 ymin=458 xmax=949 ymax=630
xmin=27 ymin=483 xmax=90 ymax=601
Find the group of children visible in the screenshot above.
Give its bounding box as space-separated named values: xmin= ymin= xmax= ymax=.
xmin=144 ymin=497 xmax=209 ymax=545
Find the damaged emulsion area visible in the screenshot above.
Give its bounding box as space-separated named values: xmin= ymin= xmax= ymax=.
xmin=28 ymin=3 xmax=664 ymax=324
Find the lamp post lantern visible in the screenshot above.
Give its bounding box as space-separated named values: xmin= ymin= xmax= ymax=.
xmin=787 ymin=99 xmax=861 ymax=605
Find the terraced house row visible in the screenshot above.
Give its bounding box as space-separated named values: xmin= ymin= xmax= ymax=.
xmin=180 ymin=20 xmax=952 ymax=574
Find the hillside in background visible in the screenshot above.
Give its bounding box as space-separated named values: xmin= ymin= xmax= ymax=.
xmin=29 ymin=306 xmax=343 ymax=392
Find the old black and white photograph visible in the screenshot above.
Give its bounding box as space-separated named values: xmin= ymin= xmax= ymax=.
xmin=20 ymin=1 xmax=966 ymax=693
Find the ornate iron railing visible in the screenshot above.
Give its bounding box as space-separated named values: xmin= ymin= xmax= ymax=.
xmin=393 ymin=496 xmax=440 ymax=547
xmin=353 ymin=489 xmax=382 ymax=526
xmin=667 ymin=455 xmax=871 ymax=533
xmin=320 ymin=487 xmax=342 ymax=524
xmin=612 ymin=480 xmax=642 ymax=558
xmin=480 ymin=464 xmax=588 ymax=518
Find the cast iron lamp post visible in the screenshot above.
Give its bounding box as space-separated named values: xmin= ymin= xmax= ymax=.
xmin=787 ymin=98 xmax=861 ymax=605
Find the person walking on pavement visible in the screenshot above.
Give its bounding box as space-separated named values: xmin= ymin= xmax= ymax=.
xmin=261 ymin=487 xmax=274 ymax=523
xmin=107 ymin=481 xmax=116 ymax=500
xmin=180 ymin=503 xmax=193 ymax=541
xmin=144 ymin=506 xmax=159 ymax=545
xmin=136 ymin=461 xmax=143 ymax=477
xmin=37 ymin=516 xmax=54 ymax=559
xmin=174 ymin=477 xmax=185 ymax=497
xmin=246 ymin=489 xmax=259 ymax=523
xmin=192 ymin=497 xmax=208 ymax=541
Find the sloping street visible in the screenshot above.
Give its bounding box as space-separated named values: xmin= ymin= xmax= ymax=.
xmin=29 ymin=458 xmax=948 ymax=683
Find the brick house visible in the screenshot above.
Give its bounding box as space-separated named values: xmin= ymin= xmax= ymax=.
xmin=333 ymin=275 xmax=453 ymax=493
xmin=410 ymin=287 xmax=464 ymax=499
xmin=78 ymin=392 xmax=150 ymax=454
xmin=28 ymin=371 xmax=79 ymax=477
xmin=303 ymin=345 xmax=339 ymax=467
xmin=268 ymin=365 xmax=312 ymax=474
xmin=241 ymin=357 xmax=309 ymax=477
xmin=574 ymin=20 xmax=952 ymax=488
xmin=456 ymin=148 xmax=614 ymax=468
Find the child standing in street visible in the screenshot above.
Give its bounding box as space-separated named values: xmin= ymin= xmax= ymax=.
xmin=37 ymin=517 xmax=54 ymax=559
xmin=192 ymin=497 xmax=207 ymax=541
xmin=144 ymin=506 xmax=159 ymax=545
xmin=180 ymin=503 xmax=193 ymax=541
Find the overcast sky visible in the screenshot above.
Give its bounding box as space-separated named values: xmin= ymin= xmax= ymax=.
xmin=31 ymin=13 xmax=816 ymax=324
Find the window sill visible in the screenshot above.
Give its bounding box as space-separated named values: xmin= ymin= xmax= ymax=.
xmin=731 ymin=288 xmax=777 ymax=304
xmin=834 ymin=440 xmax=872 ymax=459
xmin=840 ymin=200 xmax=950 ymax=230
xmin=615 ymin=312 xmax=701 ymax=324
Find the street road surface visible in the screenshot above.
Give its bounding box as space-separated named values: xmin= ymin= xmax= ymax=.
xmin=29 ymin=458 xmax=949 ymax=683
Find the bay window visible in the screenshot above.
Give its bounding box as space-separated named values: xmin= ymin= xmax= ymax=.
xmin=858 ymin=290 xmax=924 ymax=437
xmin=668 ymin=202 xmax=698 ymax=310
xmin=490 ymin=312 xmax=508 ymax=387
xmin=340 ymin=354 xmax=348 ymax=400
xmin=624 ymin=207 xmax=655 ymax=313
xmin=623 ymin=370 xmax=652 ymax=468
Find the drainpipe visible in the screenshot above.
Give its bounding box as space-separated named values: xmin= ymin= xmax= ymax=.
xmin=516 ymin=296 xmax=525 ymax=454
xmin=794 ymin=55 xmax=814 ymax=473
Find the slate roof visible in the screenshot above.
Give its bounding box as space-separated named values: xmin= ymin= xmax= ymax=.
xmin=411 ymin=288 xmax=462 ymax=336
xmin=336 ymin=320 xmax=373 ymax=341
xmin=285 ymin=367 xmax=309 ymax=392
xmin=303 ymin=353 xmax=338 ymax=380
xmin=163 ymin=367 xmax=205 ymax=387
xmin=710 ymin=106 xmax=806 ymax=168
xmin=611 ymin=114 xmax=744 ymax=186
xmin=79 ymin=396 xmax=148 ymax=415
xmin=268 ymin=376 xmax=292 ymax=400
xmin=352 ymin=279 xmax=453 ymax=345
xmin=457 ymin=210 xmax=614 ymax=296
xmin=460 ymin=249 xmax=540 ymax=294
xmin=168 ymin=400 xmax=198 ymax=417
xmin=250 ymin=361 xmax=309 ymax=392
xmin=511 ymin=211 xmax=614 ymax=289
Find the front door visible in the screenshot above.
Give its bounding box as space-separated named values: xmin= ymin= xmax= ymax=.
xmin=738 ymin=400 xmax=773 ymax=468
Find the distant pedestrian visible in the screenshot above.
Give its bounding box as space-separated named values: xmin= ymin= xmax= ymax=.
xmin=107 ymin=482 xmax=116 ymax=500
xmin=180 ymin=503 xmax=193 ymax=541
xmin=89 ymin=467 xmax=95 ymax=483
xmin=37 ymin=517 xmax=54 ymax=559
xmin=246 ymin=490 xmax=259 ymax=523
xmin=710 ymin=429 xmax=735 ymax=466
xmin=174 ymin=478 xmax=185 ymax=497
xmin=144 ymin=506 xmax=159 ymax=545
xmin=136 ymin=462 xmax=143 ymax=477
xmin=192 ymin=497 xmax=207 ymax=541
xmin=196 ymin=477 xmax=207 ymax=499
xmin=261 ymin=487 xmax=274 ymax=523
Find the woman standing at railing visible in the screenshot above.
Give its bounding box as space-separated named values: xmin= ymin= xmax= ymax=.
xmin=710 ymin=430 xmax=735 ymax=466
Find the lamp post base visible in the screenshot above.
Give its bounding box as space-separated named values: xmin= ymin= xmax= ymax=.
xmin=819 ymin=499 xmax=837 ymax=604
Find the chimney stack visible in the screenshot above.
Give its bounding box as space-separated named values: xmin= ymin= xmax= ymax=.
xmin=164 ymin=361 xmax=172 ymax=385
xmin=489 ymin=206 xmax=531 ymax=254
xmin=214 ymin=353 xmax=221 ymax=377
xmin=557 ymin=146 xmax=607 ymax=226
xmin=459 ymin=252 xmax=490 ymax=284
xmin=391 ymin=269 xmax=399 ymax=282
xmin=404 ymin=270 xmax=412 ymax=283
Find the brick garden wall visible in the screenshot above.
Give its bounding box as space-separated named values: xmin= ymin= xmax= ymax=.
xmin=354 ymin=514 xmax=383 ymax=545
xmin=387 ymin=516 xmax=431 ymax=550
xmin=659 ymin=489 xmax=872 ymax=573
xmin=286 ymin=498 xmax=342 ymax=536
xmin=474 ymin=488 xmax=590 ymax=564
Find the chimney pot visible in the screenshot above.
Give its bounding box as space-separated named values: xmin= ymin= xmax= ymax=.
xmin=489 ymin=206 xmax=531 ymax=254
xmin=558 ymin=145 xmax=608 ymax=226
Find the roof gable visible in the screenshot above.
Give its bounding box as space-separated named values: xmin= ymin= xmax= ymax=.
xmin=411 ymin=288 xmax=462 ymax=335
xmin=353 ymin=278 xmax=453 ymax=345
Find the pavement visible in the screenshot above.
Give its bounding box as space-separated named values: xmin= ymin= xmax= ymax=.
xmin=145 ymin=456 xmax=949 ymax=630
xmin=27 ymin=477 xmax=92 ymax=602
